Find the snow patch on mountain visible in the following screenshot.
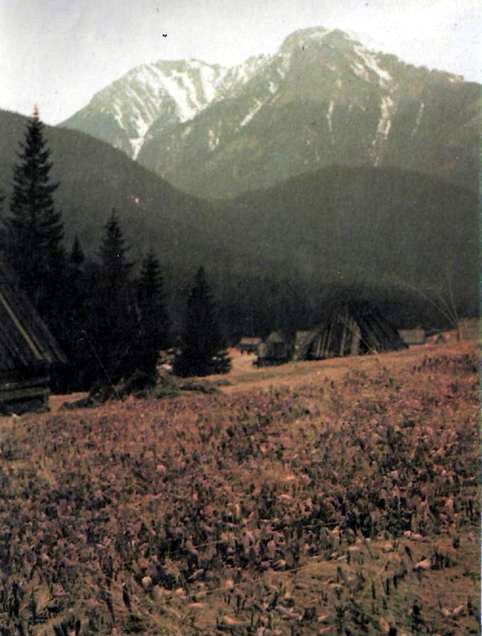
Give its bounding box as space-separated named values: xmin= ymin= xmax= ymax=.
xmin=198 ymin=64 xmax=222 ymax=102
xmin=354 ymin=45 xmax=392 ymax=87
xmin=378 ymin=95 xmax=394 ymax=137
xmin=130 ymin=116 xmax=151 ymax=159
xmin=111 ymin=104 xmax=123 ymax=128
xmin=240 ymin=99 xmax=264 ymax=127
xmin=156 ymin=72 xmax=199 ymax=121
xmin=371 ymin=94 xmax=396 ymax=165
xmin=326 ymin=100 xmax=335 ymax=135
xmin=64 ymin=23 xmax=466 ymax=181
xmin=218 ymin=55 xmax=269 ymax=97
xmin=307 ymin=29 xmax=330 ymax=43
xmin=208 ymin=129 xmax=219 ymax=150
xmin=412 ymin=102 xmax=425 ymax=137
xmin=97 ymin=56 xmax=270 ymax=157
xmin=131 ymin=137 xmax=144 ymax=159
xmin=352 ymin=62 xmax=371 ymax=83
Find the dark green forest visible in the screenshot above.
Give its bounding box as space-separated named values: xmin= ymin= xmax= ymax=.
xmin=0 ymin=108 xmax=479 ymax=388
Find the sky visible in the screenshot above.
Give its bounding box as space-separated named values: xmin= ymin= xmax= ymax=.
xmin=1 ymin=0 xmax=480 ymax=125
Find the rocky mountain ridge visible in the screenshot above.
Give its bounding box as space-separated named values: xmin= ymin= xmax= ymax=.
xmin=61 ymin=26 xmax=479 ymax=198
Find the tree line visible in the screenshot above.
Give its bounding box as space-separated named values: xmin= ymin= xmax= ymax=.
xmin=0 ymin=109 xmax=230 ymax=390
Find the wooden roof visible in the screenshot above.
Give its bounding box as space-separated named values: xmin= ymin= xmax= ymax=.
xmin=295 ymin=303 xmax=407 ymax=360
xmin=265 ymin=331 xmax=287 ymax=344
xmin=294 ymin=330 xmax=318 ymax=360
xmin=239 ymin=337 xmax=262 ymax=346
xmin=0 ymin=261 xmax=66 ymax=372
xmin=399 ymin=328 xmax=426 ymax=345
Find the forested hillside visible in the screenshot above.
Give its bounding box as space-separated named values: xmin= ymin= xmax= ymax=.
xmin=0 ymin=109 xmax=478 ymax=337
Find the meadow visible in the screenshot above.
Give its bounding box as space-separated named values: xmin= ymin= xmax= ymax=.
xmin=0 ymin=342 xmax=479 ymax=634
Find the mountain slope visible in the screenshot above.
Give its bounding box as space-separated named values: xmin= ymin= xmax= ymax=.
xmin=0 ymin=110 xmax=227 ymax=268
xmin=138 ymin=28 xmax=479 ymax=198
xmin=0 ymin=109 xmax=478 ymax=331
xmin=62 ymin=26 xmax=480 ymax=199
xmin=62 ymin=56 xmax=268 ymax=160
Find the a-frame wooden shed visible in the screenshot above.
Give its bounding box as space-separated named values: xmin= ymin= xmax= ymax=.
xmin=0 ymin=261 xmax=66 ymax=414
xmin=293 ymin=303 xmax=407 ymax=361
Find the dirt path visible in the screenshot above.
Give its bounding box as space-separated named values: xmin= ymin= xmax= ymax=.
xmin=49 ymin=338 xmax=475 ymax=411
xmin=206 ymin=339 xmax=475 ymax=394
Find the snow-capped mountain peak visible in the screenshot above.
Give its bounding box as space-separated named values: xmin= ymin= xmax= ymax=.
xmin=62 ymin=25 xmax=470 ymax=184
xmin=63 ymin=54 xmax=268 ymax=159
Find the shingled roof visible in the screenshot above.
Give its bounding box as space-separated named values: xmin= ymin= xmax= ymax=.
xmin=0 ymin=260 xmax=66 ymax=373
xmin=293 ymin=303 xmax=407 ymax=361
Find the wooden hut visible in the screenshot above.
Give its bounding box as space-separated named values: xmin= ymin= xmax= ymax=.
xmin=238 ymin=337 xmax=262 ymax=354
xmin=0 ymin=262 xmax=66 ymax=414
xmin=256 ymin=331 xmax=292 ymax=366
xmin=293 ymin=330 xmax=316 ymax=360
xmin=399 ymin=328 xmax=426 ymax=346
xmin=293 ymin=303 xmax=406 ymax=361
xmin=457 ymin=319 xmax=479 ymax=341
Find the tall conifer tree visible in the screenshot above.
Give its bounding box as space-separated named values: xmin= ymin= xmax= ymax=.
xmin=70 ymin=235 xmax=85 ymax=271
xmin=4 ymin=106 xmax=66 ymax=313
xmin=135 ymin=249 xmax=170 ymax=375
xmin=174 ymin=266 xmax=230 ymax=377
xmin=94 ymin=210 xmax=136 ymax=381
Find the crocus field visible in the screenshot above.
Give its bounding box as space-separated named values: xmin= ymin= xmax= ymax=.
xmin=0 ymin=343 xmax=479 ymax=634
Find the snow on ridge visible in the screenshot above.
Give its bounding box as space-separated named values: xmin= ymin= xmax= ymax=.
xmin=122 ymin=60 xmax=230 ymax=124
xmin=326 ymin=100 xmax=335 ymax=134
xmin=208 ymin=129 xmax=219 ymax=150
xmin=182 ymin=124 xmax=192 ymax=138
xmin=411 ymin=102 xmax=424 ymax=137
xmin=354 ymin=44 xmax=392 ymax=86
xmin=352 ymin=62 xmax=370 ymax=83
xmin=131 ymin=137 xmax=144 ymax=160
xmin=379 ymin=95 xmax=394 ymax=136
xmin=129 ymin=111 xmax=151 ymax=159
xmin=199 ymin=65 xmax=221 ymax=102
xmin=307 ymin=28 xmax=329 ymax=42
xmin=158 ymin=72 xmax=197 ymax=121
xmin=111 ymin=103 xmax=123 ymax=128
xmin=96 ymin=56 xmax=268 ymax=157
xmin=371 ymin=94 xmax=396 ymax=166
xmin=220 ymin=55 xmax=270 ymax=93
xmin=132 ymin=64 xmax=164 ymax=86
xmin=240 ymin=99 xmax=264 ymax=127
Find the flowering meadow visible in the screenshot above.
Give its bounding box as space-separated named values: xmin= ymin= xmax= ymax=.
xmin=0 ymin=345 xmax=479 ymax=634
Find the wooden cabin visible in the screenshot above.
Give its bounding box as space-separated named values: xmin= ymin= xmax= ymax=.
xmin=457 ymin=319 xmax=479 ymax=341
xmin=293 ymin=303 xmax=406 ymax=361
xmin=238 ymin=337 xmax=262 ymax=354
xmin=256 ymin=331 xmax=292 ymax=366
xmin=0 ymin=262 xmax=66 ymax=414
xmin=399 ymin=328 xmax=426 ymax=346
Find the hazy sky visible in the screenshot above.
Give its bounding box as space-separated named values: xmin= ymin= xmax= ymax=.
xmin=1 ymin=0 xmax=480 ymax=124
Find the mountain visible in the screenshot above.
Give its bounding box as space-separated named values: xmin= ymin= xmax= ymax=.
xmin=62 ymin=26 xmax=480 ymax=199
xmin=1 ymin=109 xmax=478 ymax=333
xmin=0 ymin=110 xmax=226 ymax=272
xmin=62 ymin=56 xmax=268 ymax=160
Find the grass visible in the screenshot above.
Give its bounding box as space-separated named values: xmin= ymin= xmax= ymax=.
xmin=0 ymin=342 xmax=479 ymax=634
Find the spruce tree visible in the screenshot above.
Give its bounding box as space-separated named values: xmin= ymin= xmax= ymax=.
xmin=99 ymin=209 xmax=132 ymax=290
xmin=4 ymin=106 xmax=66 ymax=312
xmin=70 ymin=235 xmax=85 ymax=271
xmin=135 ymin=249 xmax=170 ymax=376
xmin=92 ymin=210 xmax=137 ymax=381
xmin=174 ymin=266 xmax=230 ymax=377
xmin=0 ymin=191 xmax=5 ymax=252
xmin=60 ymin=236 xmax=88 ymax=388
